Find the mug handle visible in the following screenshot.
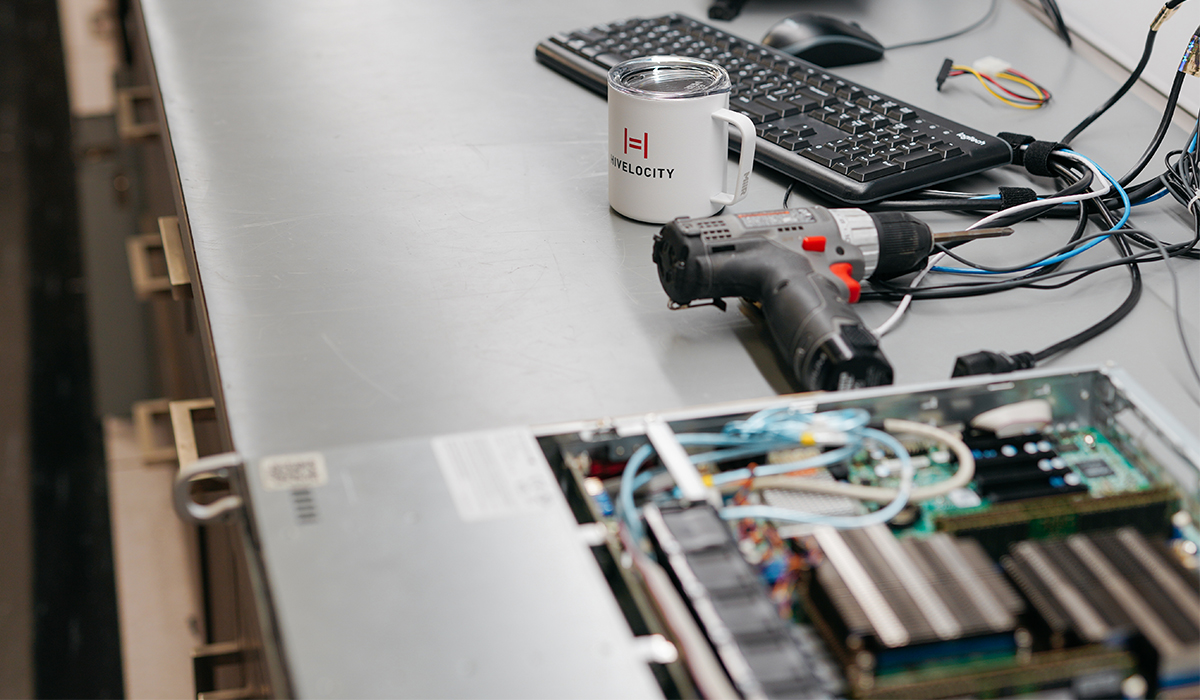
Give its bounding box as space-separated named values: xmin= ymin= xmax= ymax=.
xmin=710 ymin=108 xmax=756 ymax=207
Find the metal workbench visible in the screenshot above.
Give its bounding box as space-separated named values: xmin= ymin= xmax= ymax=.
xmin=136 ymin=0 xmax=1200 ymax=696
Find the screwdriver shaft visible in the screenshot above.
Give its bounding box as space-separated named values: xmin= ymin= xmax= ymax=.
xmin=933 ymin=226 xmax=1014 ymax=243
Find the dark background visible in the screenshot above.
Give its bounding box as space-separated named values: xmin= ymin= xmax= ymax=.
xmin=0 ymin=0 xmax=124 ymax=696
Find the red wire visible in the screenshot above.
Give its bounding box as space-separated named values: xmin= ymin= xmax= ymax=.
xmin=980 ymin=72 xmax=1048 ymax=102
xmin=947 ymin=67 xmax=1050 ymax=105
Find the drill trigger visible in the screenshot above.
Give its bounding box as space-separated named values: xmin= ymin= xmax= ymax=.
xmin=829 ymin=262 xmax=861 ymax=303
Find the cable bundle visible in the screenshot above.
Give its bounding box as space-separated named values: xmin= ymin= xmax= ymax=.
xmin=618 ymin=406 xmax=975 ymax=540
xmin=779 ymin=12 xmax=1200 ymax=392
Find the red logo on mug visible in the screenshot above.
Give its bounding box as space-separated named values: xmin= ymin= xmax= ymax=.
xmin=624 ymin=128 xmax=648 ymax=159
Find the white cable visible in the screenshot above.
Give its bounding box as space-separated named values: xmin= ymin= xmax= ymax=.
xmin=872 ymin=150 xmax=1109 ymax=336
xmin=718 ymin=426 xmax=914 ymax=529
xmin=967 ymin=152 xmax=1110 ymax=231
xmin=719 ymin=419 xmax=975 ymax=504
xmin=872 ymin=252 xmax=943 ymax=336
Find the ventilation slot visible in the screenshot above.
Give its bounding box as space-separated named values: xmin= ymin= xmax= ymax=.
xmin=292 ymin=488 xmax=319 ymax=525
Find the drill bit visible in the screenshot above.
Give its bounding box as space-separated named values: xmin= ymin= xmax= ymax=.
xmin=933 ymin=226 xmax=1015 ymax=243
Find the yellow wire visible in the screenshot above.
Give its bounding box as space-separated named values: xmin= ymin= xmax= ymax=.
xmin=952 ymin=65 xmax=1046 ymax=110
xmin=997 ymin=71 xmax=1049 ymax=100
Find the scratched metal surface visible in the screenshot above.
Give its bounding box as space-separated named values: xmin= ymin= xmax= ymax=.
xmin=140 ymin=0 xmax=1198 ymax=460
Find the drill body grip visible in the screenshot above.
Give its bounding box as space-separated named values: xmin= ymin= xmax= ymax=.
xmin=654 ymin=214 xmax=893 ymax=391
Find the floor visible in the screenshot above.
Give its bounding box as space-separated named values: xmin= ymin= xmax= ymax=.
xmin=0 ymin=6 xmax=34 ymax=690
xmin=0 ymin=0 xmax=124 ymax=696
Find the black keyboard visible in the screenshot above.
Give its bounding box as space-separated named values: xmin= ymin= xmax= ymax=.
xmin=536 ymin=14 xmax=1013 ymax=204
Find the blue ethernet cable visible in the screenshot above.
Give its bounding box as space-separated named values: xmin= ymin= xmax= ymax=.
xmin=617 ymin=407 xmax=911 ymax=539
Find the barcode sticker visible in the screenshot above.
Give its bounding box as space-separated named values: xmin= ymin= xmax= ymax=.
xmin=260 ymin=452 xmax=328 ymax=491
xmin=431 ymin=428 xmax=559 ymax=522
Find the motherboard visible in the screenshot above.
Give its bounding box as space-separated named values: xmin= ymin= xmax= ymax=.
xmin=539 ymin=370 xmax=1200 ymax=699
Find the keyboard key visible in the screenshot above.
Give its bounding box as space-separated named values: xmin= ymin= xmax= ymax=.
xmin=837 ymin=86 xmax=864 ymax=101
xmin=867 ymin=114 xmax=893 ymax=129
xmin=734 ymin=102 xmax=775 ymax=124
xmin=759 ymin=127 xmax=786 ymax=144
xmin=800 ymin=146 xmax=843 ymax=167
xmin=826 ymin=113 xmax=854 ymax=129
xmin=849 ymin=160 xmax=902 ymax=181
xmin=794 ymin=85 xmax=835 ymax=107
xmin=932 ymin=142 xmax=965 ymax=158
xmin=778 ymin=135 xmax=810 ymax=151
xmin=856 ymin=93 xmax=885 ymax=109
xmin=755 ymin=96 xmax=798 ymax=118
xmin=573 ymin=29 xmax=608 ymax=43
xmin=790 ymin=66 xmax=820 ymax=82
xmin=748 ymin=99 xmax=784 ymax=121
xmin=842 ymin=119 xmax=870 ymax=135
xmin=784 ymin=94 xmax=820 ymax=113
xmin=893 ymin=149 xmax=943 ymax=169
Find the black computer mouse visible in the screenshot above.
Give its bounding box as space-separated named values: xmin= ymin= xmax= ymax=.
xmin=762 ymin=13 xmax=885 ymax=68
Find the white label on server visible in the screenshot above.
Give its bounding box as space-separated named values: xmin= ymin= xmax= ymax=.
xmin=260 ymin=452 xmax=328 ymax=491
xmin=431 ymin=428 xmax=560 ymax=522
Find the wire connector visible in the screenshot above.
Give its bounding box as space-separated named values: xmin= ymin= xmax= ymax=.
xmin=1152 ymin=4 xmax=1179 ymax=31
xmin=1181 ymin=33 xmax=1199 ymax=77
xmin=950 ymin=350 xmax=1036 ymax=378
xmin=972 ymin=55 xmax=1012 ymax=75
xmin=936 ymin=58 xmax=954 ymax=91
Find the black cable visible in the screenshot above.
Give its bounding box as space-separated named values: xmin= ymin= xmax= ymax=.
xmin=1061 ymin=27 xmax=1156 ymax=144
xmin=868 ymin=161 xmax=1094 ymax=218
xmin=1160 ymin=120 xmax=1200 ymax=216
xmin=1039 ymin=0 xmax=1072 ymax=45
xmin=1029 ymin=202 xmax=1141 ymax=362
xmin=933 ymin=203 xmax=1093 ymax=274
xmin=885 ymin=0 xmax=999 ymax=51
xmin=867 ymin=231 xmax=1187 ymax=298
xmin=1119 ymin=68 xmax=1188 ymax=186
xmin=1135 ymin=221 xmax=1200 ymax=394
xmin=863 ymin=221 xmax=1197 ymax=301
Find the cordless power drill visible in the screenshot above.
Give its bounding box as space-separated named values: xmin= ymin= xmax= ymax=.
xmin=652 ymin=206 xmax=1010 ymax=392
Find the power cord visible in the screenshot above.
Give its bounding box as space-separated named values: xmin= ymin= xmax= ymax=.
xmin=1037 ymin=0 xmax=1072 ymax=46
xmin=1061 ymin=1 xmax=1192 ymax=145
xmin=885 ymin=0 xmax=1000 ymax=51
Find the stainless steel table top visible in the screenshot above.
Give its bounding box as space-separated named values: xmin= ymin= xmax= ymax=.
xmin=138 ymin=0 xmax=1199 ymax=458
xmin=141 ymin=1 xmax=1198 ymax=697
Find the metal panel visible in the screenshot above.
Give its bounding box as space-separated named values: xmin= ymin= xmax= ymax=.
xmin=245 ymin=437 xmax=660 ymax=699
xmin=135 ymin=0 xmax=1198 ymax=462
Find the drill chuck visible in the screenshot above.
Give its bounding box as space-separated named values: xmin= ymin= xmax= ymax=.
xmin=868 ymin=211 xmax=935 ymax=280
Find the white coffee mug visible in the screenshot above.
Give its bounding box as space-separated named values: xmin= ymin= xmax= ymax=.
xmin=608 ymin=56 xmax=756 ymax=224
